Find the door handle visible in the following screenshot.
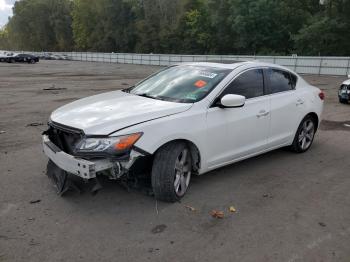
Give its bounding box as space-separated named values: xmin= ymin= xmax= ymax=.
xmin=257 ymin=110 xmax=270 ymax=118
xmin=296 ymin=99 xmax=304 ymax=105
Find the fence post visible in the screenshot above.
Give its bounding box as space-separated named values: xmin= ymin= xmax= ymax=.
xmin=294 ymin=56 xmax=298 ymax=72
xmin=346 ymin=57 xmax=350 ymax=76
xmin=318 ymin=57 xmax=323 ymax=75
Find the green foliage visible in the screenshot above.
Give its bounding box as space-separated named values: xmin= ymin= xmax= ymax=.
xmin=294 ymin=0 xmax=350 ymax=55
xmin=294 ymin=16 xmax=350 ymax=55
xmin=0 ymin=27 xmax=10 ymax=50
xmin=1 ymin=0 xmax=350 ymax=55
xmin=6 ymin=0 xmax=73 ymax=51
xmin=72 ymin=0 xmax=135 ymax=52
xmin=177 ymin=1 xmax=213 ymax=54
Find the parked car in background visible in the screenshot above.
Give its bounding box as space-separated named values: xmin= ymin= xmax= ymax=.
xmin=0 ymin=52 xmax=13 ymax=62
xmin=0 ymin=54 xmax=7 ymax=62
xmin=7 ymin=53 xmax=39 ymax=64
xmin=42 ymin=61 xmax=324 ymax=202
xmin=37 ymin=53 xmax=53 ymax=60
xmin=36 ymin=53 xmax=69 ymax=61
xmin=339 ymin=79 xmax=350 ymax=103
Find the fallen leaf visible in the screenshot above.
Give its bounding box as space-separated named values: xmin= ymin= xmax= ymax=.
xmin=184 ymin=205 xmax=196 ymax=212
xmin=229 ymin=206 xmax=236 ymax=213
xmin=210 ymin=210 xmax=224 ymax=219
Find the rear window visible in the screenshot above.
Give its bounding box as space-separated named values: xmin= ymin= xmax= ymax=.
xmin=266 ymin=68 xmax=295 ymax=94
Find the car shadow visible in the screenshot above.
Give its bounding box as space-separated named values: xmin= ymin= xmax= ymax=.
xmin=56 ymin=147 xmax=295 ymax=209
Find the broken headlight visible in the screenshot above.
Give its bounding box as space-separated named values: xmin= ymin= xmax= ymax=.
xmin=75 ymin=133 xmax=142 ymax=155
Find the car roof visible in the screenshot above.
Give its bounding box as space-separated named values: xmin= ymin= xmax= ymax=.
xmin=181 ymin=61 xmax=295 ymax=72
xmin=342 ymin=79 xmax=350 ymax=85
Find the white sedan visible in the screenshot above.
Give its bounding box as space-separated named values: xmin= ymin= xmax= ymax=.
xmin=43 ymin=62 xmax=324 ymax=202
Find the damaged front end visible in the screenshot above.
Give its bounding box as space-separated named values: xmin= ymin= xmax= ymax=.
xmin=42 ymin=122 xmax=148 ymax=195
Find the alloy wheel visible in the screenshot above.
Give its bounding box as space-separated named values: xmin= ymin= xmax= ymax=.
xmin=174 ymin=148 xmax=191 ymax=197
xmin=298 ymin=119 xmax=315 ymax=150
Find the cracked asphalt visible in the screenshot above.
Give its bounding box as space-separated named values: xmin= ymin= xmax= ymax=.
xmin=0 ymin=60 xmax=349 ymax=262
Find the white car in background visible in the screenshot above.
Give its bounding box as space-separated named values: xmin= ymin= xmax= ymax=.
xmin=43 ymin=62 xmax=324 ymax=202
xmin=338 ymin=78 xmax=350 ymax=103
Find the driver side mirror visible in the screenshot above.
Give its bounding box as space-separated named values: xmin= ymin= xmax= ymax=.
xmin=217 ymin=94 xmax=246 ymax=108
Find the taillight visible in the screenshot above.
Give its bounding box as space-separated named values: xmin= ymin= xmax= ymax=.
xmin=319 ymin=91 xmax=325 ymax=100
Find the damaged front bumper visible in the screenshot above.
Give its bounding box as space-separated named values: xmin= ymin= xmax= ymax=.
xmin=42 ymin=135 xmax=143 ymax=180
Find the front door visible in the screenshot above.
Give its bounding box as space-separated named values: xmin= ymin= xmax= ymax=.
xmin=206 ymin=68 xmax=270 ymax=169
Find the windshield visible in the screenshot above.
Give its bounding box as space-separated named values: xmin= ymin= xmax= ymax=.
xmin=125 ymin=65 xmax=232 ymax=103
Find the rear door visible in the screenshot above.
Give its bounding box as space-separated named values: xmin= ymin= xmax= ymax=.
xmin=206 ymin=68 xmax=270 ymax=168
xmin=265 ymin=68 xmax=304 ymax=147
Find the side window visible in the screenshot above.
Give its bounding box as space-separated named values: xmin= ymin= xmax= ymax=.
xmin=221 ymin=69 xmax=264 ymax=99
xmin=267 ymin=69 xmax=295 ymax=94
xmin=290 ymin=73 xmax=297 ymax=89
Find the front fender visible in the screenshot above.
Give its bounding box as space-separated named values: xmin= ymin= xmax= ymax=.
xmin=110 ymin=108 xmax=209 ymax=172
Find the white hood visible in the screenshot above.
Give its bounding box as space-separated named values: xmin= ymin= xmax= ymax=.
xmin=50 ymin=91 xmax=192 ymax=135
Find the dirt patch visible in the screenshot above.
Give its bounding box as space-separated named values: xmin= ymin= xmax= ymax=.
xmin=320 ymin=120 xmax=350 ymax=131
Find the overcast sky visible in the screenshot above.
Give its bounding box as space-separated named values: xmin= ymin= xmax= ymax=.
xmin=0 ymin=0 xmax=16 ymax=28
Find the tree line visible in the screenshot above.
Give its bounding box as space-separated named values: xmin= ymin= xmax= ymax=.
xmin=0 ymin=0 xmax=350 ymax=56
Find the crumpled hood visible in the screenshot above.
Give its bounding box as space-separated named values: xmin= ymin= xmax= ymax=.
xmin=50 ymin=91 xmax=192 ymax=135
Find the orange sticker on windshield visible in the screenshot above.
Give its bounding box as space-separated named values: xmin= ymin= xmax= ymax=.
xmin=194 ymin=80 xmax=207 ymax=88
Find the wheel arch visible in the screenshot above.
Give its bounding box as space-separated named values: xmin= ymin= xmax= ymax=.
xmin=154 ymin=139 xmax=201 ymax=174
xmin=305 ymin=112 xmax=319 ymax=131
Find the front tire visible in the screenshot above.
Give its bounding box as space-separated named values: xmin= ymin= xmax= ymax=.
xmin=151 ymin=142 xmax=192 ymax=202
xmin=291 ymin=115 xmax=316 ymax=153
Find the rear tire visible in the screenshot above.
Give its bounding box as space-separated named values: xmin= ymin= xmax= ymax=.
xmin=151 ymin=142 xmax=192 ymax=202
xmin=290 ymin=115 xmax=316 ymax=153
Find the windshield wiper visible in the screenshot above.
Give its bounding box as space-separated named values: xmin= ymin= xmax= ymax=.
xmin=122 ymin=86 xmax=135 ymax=93
xmin=136 ymin=93 xmax=158 ymax=100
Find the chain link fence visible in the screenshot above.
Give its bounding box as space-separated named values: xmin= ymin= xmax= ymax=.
xmin=8 ymin=51 xmax=350 ymax=76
